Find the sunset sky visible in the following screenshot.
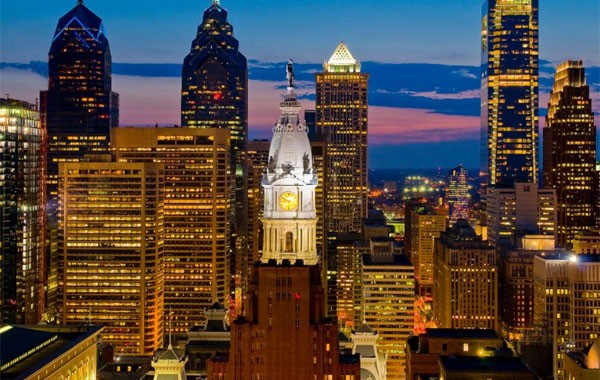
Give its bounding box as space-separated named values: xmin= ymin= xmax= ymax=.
xmin=1 ymin=0 xmax=599 ymax=168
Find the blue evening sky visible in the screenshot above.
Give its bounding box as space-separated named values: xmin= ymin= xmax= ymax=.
xmin=1 ymin=0 xmax=598 ymax=65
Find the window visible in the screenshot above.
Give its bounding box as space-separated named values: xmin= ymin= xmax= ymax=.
xmin=463 ymin=343 xmax=469 ymax=352
xmin=285 ymin=232 xmax=294 ymax=252
xmin=442 ymin=343 xmax=447 ymax=352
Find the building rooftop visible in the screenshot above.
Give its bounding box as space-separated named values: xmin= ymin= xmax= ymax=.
xmin=439 ymin=356 xmax=532 ymax=372
xmin=425 ymin=328 xmax=500 ymax=339
xmin=362 ymin=253 xmax=412 ymax=267
xmin=0 ymin=324 xmax=103 ymax=379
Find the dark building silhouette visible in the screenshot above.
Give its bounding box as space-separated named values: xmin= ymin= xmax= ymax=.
xmin=543 ymin=60 xmax=596 ymax=248
xmin=480 ymin=0 xmax=539 ymax=187
xmin=181 ymin=0 xmax=248 ymax=305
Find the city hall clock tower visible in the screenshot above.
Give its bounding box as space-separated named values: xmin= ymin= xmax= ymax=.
xmin=207 ymin=61 xmax=360 ymax=380
xmin=260 ymin=60 xmax=319 ymax=266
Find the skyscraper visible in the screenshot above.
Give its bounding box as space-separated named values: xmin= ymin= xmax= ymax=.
xmin=433 ymin=221 xmax=497 ymax=330
xmin=208 ymin=63 xmax=360 ymax=380
xmin=316 ymin=42 xmax=368 ymax=234
xmin=533 ymin=253 xmax=600 ymax=380
xmin=42 ymin=0 xmax=118 ymax=216
xmin=447 ymin=165 xmax=470 ymax=225
xmin=0 ymin=98 xmax=43 ymax=324
xmin=543 ymin=60 xmax=596 ymax=248
xmin=481 ymin=0 xmax=539 ymax=187
xmin=112 ymin=128 xmax=231 ymax=341
xmin=42 ymin=1 xmax=118 ymax=318
xmin=182 ymin=0 xmax=248 ymax=303
xmin=410 ymin=206 xmax=446 ymax=296
xmin=58 ymin=160 xmax=163 ymax=354
xmin=361 ymin=245 xmax=415 ymax=379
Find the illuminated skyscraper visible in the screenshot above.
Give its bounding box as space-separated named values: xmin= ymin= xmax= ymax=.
xmin=42 ymin=0 xmax=118 ymax=217
xmin=246 ymin=140 xmax=271 ymax=274
xmin=0 ymin=98 xmax=43 ymax=324
xmin=486 ymin=183 xmax=556 ymax=248
xmin=42 ymin=1 xmax=118 ymax=318
xmin=433 ymin=221 xmax=497 ymax=330
xmin=362 ymin=247 xmax=415 ymax=379
xmin=447 ymin=165 xmax=470 ymax=225
xmin=208 ymin=63 xmax=360 ymax=380
xmin=481 ymin=0 xmax=539 ymax=187
xmin=410 ymin=206 xmax=446 ymax=296
xmin=543 ymin=60 xmax=596 ymax=248
xmin=112 ymin=128 xmax=231 ymax=341
xmin=533 ymin=253 xmax=600 ymax=380
xmin=316 ymin=42 xmax=368 ymax=234
xmin=181 ymin=0 xmax=248 ymax=303
xmin=58 ymin=161 xmax=163 ymax=354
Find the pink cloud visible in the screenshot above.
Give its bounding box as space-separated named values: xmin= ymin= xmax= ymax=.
xmin=368 ymin=106 xmax=479 ymax=144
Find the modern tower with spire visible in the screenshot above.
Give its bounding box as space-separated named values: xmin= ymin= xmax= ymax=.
xmin=181 ymin=0 xmax=249 ymax=308
xmin=207 ymin=62 xmax=360 ymax=380
xmin=316 ymin=42 xmax=369 ymax=235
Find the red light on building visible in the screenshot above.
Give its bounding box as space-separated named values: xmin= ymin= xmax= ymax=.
xmin=213 ymin=91 xmax=222 ymax=101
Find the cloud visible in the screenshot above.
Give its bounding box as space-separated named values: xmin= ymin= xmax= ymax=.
xmin=452 ymin=68 xmax=477 ymax=79
xmin=376 ymin=88 xmax=480 ymax=100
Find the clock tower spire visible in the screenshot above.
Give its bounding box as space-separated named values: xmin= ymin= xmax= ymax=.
xmin=261 ymin=60 xmax=318 ymax=265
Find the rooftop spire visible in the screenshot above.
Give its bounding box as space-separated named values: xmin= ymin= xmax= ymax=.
xmin=212 ymin=0 xmax=220 ymax=6
xmin=77 ymin=0 xmax=84 ymax=4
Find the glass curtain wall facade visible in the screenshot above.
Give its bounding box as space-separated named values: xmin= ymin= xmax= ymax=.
xmin=481 ymin=0 xmax=538 ymax=187
xmin=0 ymin=99 xmax=43 ymax=324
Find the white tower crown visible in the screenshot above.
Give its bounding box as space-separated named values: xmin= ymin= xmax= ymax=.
xmin=260 ymin=61 xmax=318 ymax=265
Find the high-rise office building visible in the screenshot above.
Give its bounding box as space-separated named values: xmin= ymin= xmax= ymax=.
xmin=481 ymin=0 xmax=539 ymax=187
xmin=42 ymin=0 xmax=118 ymax=216
xmin=543 ymin=60 xmax=596 ymax=248
xmin=182 ymin=0 xmax=248 ymax=304
xmin=42 ymin=1 xmax=118 ymax=319
xmin=447 ymin=165 xmax=470 ymax=225
xmin=362 ymin=249 xmax=415 ymax=379
xmin=0 ymin=98 xmax=43 ymax=324
xmin=316 ymin=42 xmax=368 ymax=234
xmin=112 ymin=128 xmax=231 ymax=341
xmin=58 ymin=161 xmax=163 ymax=354
xmin=433 ymin=220 xmax=497 ymax=330
xmin=207 ymin=64 xmax=360 ymax=380
xmin=501 ymin=234 xmax=555 ymax=340
xmin=246 ymin=140 xmax=271 ymax=272
xmin=533 ymin=253 xmax=600 ymax=380
xmin=410 ymin=206 xmax=446 ymax=296
xmin=486 ymin=183 xmax=556 ymax=248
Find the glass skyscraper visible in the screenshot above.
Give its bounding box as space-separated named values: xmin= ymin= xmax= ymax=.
xmin=0 ymin=98 xmax=43 ymax=324
xmin=41 ymin=0 xmax=118 ymax=320
xmin=480 ymin=0 xmax=539 ymax=187
xmin=543 ymin=61 xmax=596 ymax=248
xmin=41 ymin=0 xmax=118 ymax=215
xmin=182 ymin=0 xmax=248 ymax=304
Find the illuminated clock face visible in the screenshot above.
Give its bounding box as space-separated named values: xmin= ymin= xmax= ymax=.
xmin=279 ymin=191 xmax=298 ymax=211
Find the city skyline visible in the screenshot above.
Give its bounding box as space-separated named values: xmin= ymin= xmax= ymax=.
xmin=1 ymin=0 xmax=599 ymax=168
